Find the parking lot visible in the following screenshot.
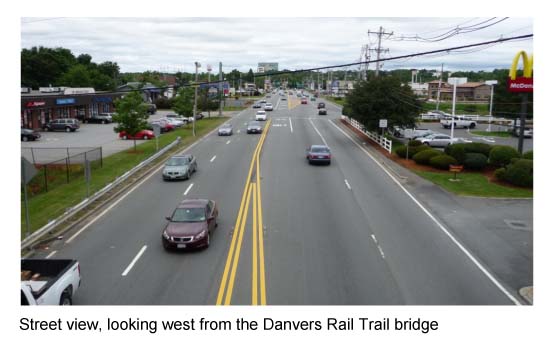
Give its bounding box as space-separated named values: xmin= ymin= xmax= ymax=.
xmin=416 ymin=122 xmax=533 ymax=152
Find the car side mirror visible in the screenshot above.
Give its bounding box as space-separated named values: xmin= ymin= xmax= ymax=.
xmin=165 ymin=216 xmax=171 ymax=221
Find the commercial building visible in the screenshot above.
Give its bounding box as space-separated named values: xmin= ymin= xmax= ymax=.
xmin=258 ymin=63 xmax=279 ymax=72
xmin=427 ymin=81 xmax=491 ymax=102
xmin=21 ymin=87 xmax=123 ymax=130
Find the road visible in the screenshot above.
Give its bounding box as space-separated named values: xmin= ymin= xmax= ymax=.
xmin=33 ymin=92 xmax=527 ymax=305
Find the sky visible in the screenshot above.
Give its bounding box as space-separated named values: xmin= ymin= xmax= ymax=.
xmin=20 ymin=17 xmax=533 ymax=75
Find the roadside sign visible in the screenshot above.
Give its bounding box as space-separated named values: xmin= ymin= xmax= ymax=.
xmin=21 ymin=157 xmax=38 ymax=185
xmin=152 ymin=124 xmax=162 ymax=138
xmin=379 ymin=119 xmax=388 ymax=128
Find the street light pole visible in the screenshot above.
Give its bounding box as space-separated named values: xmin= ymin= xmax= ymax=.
xmin=451 ymin=81 xmax=457 ymax=140
xmin=193 ymin=62 xmax=201 ymax=137
xmin=485 ymin=80 xmax=498 ymax=132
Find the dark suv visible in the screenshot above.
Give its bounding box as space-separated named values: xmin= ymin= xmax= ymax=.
xmin=85 ymin=113 xmax=113 ymax=124
xmin=43 ymin=118 xmax=80 ymax=132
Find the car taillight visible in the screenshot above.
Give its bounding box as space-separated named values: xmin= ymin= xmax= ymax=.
xmin=325 ymin=154 xmax=331 ymax=159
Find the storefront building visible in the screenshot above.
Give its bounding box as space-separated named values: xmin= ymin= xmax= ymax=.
xmin=21 ymin=87 xmax=123 ymax=130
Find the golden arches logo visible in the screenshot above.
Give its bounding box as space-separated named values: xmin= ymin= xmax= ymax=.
xmin=509 ymin=51 xmax=533 ymax=80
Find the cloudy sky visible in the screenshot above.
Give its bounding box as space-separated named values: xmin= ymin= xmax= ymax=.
xmin=20 ymin=17 xmax=533 ymax=74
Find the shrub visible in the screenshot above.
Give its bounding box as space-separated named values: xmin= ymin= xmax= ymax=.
xmin=464 ymin=142 xmax=492 ymax=157
xmin=444 ymin=143 xmax=467 ymax=164
xmin=489 ymin=145 xmax=521 ymax=167
xmin=408 ymin=140 xmax=423 ymax=147
xmin=430 ymin=155 xmax=458 ymax=170
xmin=501 ymin=159 xmax=533 ymax=187
xmin=463 ymin=153 xmax=488 ymax=170
xmin=153 ymin=97 xmax=173 ymax=109
xmin=523 ymin=150 xmax=533 ymax=160
xmin=494 ymin=167 xmax=506 ymax=180
xmin=395 ymin=145 xmax=430 ymax=158
xmin=413 ymin=149 xmax=443 ymax=165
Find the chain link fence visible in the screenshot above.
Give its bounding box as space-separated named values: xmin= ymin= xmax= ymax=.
xmin=21 ymin=147 xmax=102 ymax=196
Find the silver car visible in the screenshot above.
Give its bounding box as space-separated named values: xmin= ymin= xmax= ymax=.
xmin=417 ymin=133 xmax=460 ymax=147
xmin=162 ymin=155 xmax=198 ymax=181
xmin=218 ymin=124 xmax=233 ymax=136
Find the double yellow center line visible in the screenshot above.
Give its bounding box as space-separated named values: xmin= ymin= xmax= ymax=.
xmin=216 ymin=120 xmax=271 ymax=305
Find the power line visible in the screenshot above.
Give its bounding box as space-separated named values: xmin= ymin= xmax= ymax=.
xmin=21 ymin=17 xmax=65 ymax=24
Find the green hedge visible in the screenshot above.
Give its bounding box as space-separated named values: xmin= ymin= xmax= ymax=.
xmin=489 ymin=146 xmax=521 ymax=167
xmin=444 ymin=143 xmax=467 ymax=164
xmin=464 ymin=142 xmax=492 ymax=157
xmin=395 ymin=145 xmax=430 ymax=158
xmin=408 ymin=140 xmax=423 ymax=147
xmin=413 ymin=149 xmax=443 ymax=165
xmin=495 ymin=159 xmax=533 ymax=188
xmin=523 ymin=150 xmax=533 ymax=160
xmin=464 ymin=153 xmax=488 ymax=171
xmin=430 ymin=155 xmax=458 ymax=170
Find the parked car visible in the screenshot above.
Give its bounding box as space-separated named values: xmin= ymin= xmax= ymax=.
xmin=253 ymin=102 xmax=262 ymax=108
xmin=162 ymin=199 xmax=218 ymax=250
xmin=162 ymin=154 xmax=197 ymax=181
xmin=256 ymin=111 xmax=267 ymax=121
xmin=151 ymin=119 xmax=174 ymax=132
xmin=43 ymin=118 xmax=80 ymax=132
xmin=21 ymin=128 xmax=41 ymax=141
xmin=417 ymin=133 xmax=460 ymax=147
xmin=512 ymin=126 xmax=533 ymax=138
xmin=147 ymin=104 xmax=157 ymax=115
xmin=119 ymin=130 xmax=155 ymax=140
xmin=218 ymin=123 xmax=233 ymax=136
xmin=21 ymin=259 xmax=81 ymax=305
xmin=318 ymin=108 xmax=327 ymax=115
xmin=164 ymin=117 xmax=185 ymax=128
xmin=195 ymin=113 xmax=204 ymax=120
xmin=264 ymin=103 xmax=274 ymax=111
xmin=306 ymin=145 xmax=331 ymax=165
xmin=247 ymin=121 xmax=262 ymax=134
xmin=411 ymin=129 xmax=436 ymax=139
xmin=317 ymin=102 xmax=326 ymax=109
xmin=84 ymin=113 xmax=113 ymax=124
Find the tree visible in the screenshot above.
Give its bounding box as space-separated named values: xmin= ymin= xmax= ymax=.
xmin=112 ymin=91 xmax=150 ymax=151
xmin=246 ymin=68 xmax=254 ymax=83
xmin=198 ymin=89 xmax=219 ymax=118
xmin=172 ymin=87 xmax=194 ymax=118
xmin=21 ymin=46 xmax=77 ymax=88
xmin=58 ymin=64 xmax=92 ymax=87
xmin=344 ymin=76 xmax=421 ymax=131
xmin=77 ymin=53 xmax=93 ymax=65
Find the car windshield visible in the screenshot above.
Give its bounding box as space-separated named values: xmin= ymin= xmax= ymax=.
xmin=171 ymin=207 xmax=206 ymax=222
xmin=166 ymin=157 xmax=189 ymax=166
xmin=220 ymin=125 xmax=231 ymax=129
xmin=311 ymin=146 xmax=330 ymax=153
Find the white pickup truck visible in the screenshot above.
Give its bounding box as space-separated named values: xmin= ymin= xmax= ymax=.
xmin=440 ymin=116 xmax=477 ymax=129
xmin=21 ymin=259 xmax=81 ymax=305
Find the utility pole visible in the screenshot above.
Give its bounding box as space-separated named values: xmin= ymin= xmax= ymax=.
xmin=193 ymin=62 xmax=200 ymax=137
xmin=435 ymin=63 xmax=444 ymax=111
xmin=517 ymin=93 xmax=528 ymax=153
xmin=219 ymin=62 xmax=223 ymax=116
xmin=368 ymin=26 xmax=393 ymax=77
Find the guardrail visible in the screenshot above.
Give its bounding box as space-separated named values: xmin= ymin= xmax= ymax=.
xmin=342 ymin=116 xmax=392 ymax=153
xmin=21 ymin=137 xmax=181 ymax=250
xmin=419 ymin=113 xmax=513 ymax=124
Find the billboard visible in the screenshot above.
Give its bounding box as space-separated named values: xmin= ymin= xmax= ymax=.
xmin=507 ymin=51 xmax=533 ymax=93
xmin=258 ymin=63 xmax=279 ymax=72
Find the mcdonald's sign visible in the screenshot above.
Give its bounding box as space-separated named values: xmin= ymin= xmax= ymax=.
xmin=508 ymin=51 xmax=533 ymax=93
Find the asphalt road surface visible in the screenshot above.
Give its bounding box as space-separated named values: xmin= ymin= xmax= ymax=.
xmin=33 ymin=92 xmax=527 ymax=305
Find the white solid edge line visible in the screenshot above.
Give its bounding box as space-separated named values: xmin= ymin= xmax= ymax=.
xmin=377 ymin=245 xmax=386 ymax=259
xmin=226 ymin=140 xmax=231 ymax=144
xmin=371 ymin=234 xmax=378 ymax=244
xmin=45 ymin=250 xmax=57 ymax=259
xmin=308 ymin=118 xmax=328 ymax=146
xmin=210 ymin=155 xmax=217 ymax=162
xmin=65 ymin=118 xmax=226 ymax=244
xmin=327 ymin=119 xmax=522 ymax=305
xmin=289 ymin=117 xmax=293 ymax=133
xmin=121 ymin=245 xmax=147 ymax=276
xmin=183 ymin=183 xmax=194 ymax=196
xmin=344 ymin=179 xmax=352 ymax=190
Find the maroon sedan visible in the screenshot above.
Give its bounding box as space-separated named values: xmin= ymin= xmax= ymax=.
xmin=119 ymin=130 xmax=155 ymax=140
xmin=162 ymin=199 xmax=218 ymax=250
xmin=306 ymin=145 xmax=331 ymax=165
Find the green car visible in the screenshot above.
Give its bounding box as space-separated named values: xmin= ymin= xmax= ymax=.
xmin=162 ymin=154 xmax=197 ymax=181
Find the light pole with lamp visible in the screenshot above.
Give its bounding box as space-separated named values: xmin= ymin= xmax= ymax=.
xmin=448 ymin=77 xmax=467 ymax=140
xmin=193 ymin=62 xmax=201 ymax=137
xmin=485 ymin=80 xmax=498 ymax=132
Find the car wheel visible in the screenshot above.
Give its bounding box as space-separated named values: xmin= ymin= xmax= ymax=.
xmin=143 ymin=135 xmax=149 ymax=140
xmin=122 ymin=135 xmax=128 ymax=140
xmin=22 ymin=136 xmax=29 ymax=142
xmin=204 ymin=233 xmax=210 ymax=248
xmin=59 ymin=292 xmax=72 ymax=305
xmin=469 ymin=123 xmax=476 ymax=129
xmin=65 ymin=127 xmax=71 ymax=132
xmin=424 ymin=142 xmax=430 ymax=146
